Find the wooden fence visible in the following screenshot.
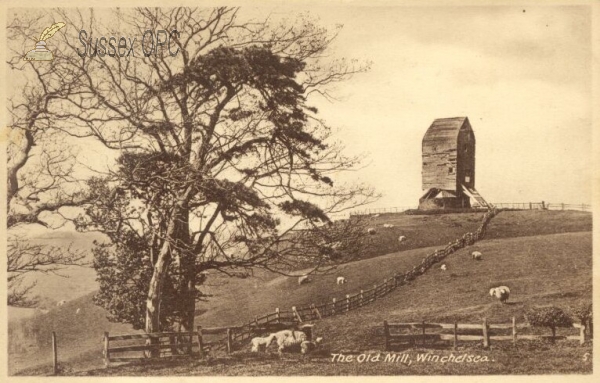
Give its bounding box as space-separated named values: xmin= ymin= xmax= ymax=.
xmin=383 ymin=318 xmax=588 ymax=351
xmin=492 ymin=202 xmax=591 ymax=212
xmin=103 ymin=331 xmax=202 ymax=367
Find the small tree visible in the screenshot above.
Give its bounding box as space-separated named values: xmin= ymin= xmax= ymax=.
xmin=525 ymin=306 xmax=573 ymax=340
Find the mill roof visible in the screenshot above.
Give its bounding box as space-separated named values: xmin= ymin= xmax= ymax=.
xmin=422 ymin=117 xmax=470 ymax=145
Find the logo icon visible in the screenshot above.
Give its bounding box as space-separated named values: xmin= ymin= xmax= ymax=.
xmin=23 ymin=22 xmax=66 ymax=62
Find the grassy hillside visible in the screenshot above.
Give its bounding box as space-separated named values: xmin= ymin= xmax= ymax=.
xmin=8 ymin=210 xmax=592 ymax=375
xmin=37 ymin=231 xmax=593 ymax=376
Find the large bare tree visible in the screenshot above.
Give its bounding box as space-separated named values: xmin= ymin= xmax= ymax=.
xmin=7 ymin=8 xmax=377 ymax=346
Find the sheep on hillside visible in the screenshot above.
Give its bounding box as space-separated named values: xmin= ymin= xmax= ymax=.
xmin=301 ymin=337 xmax=323 ymax=354
xmin=440 ymin=264 xmax=447 ymax=271
xmin=367 ymin=228 xmax=376 ymax=235
xmin=472 ymin=251 xmax=482 ymax=260
xmin=250 ymin=334 xmax=275 ymax=352
xmin=398 ymin=235 xmax=406 ymax=243
xmin=270 ymin=330 xmax=308 ymax=354
xmin=298 ymin=275 xmax=310 ymax=285
xmin=489 ymin=286 xmax=510 ymax=303
xmin=383 ymin=223 xmax=395 ymax=228
xmin=57 ymin=300 xmax=66 ymax=307
xmin=336 ymin=276 xmax=347 ymax=285
xmin=75 ymin=308 xmax=81 ymax=315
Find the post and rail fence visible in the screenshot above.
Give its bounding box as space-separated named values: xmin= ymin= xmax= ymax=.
xmin=383 ymin=318 xmax=588 ymax=351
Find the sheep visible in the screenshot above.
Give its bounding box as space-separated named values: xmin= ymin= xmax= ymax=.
xmin=440 ymin=264 xmax=447 ymax=271
xmin=336 ymin=276 xmax=347 ymax=285
xmin=250 ymin=334 xmax=275 ymax=352
xmin=472 ymin=251 xmax=482 ymax=260
xmin=298 ymin=275 xmax=310 ymax=285
xmin=372 ymin=214 xmax=380 ymax=218
xmin=269 ymin=330 xmax=308 ymax=354
xmin=489 ymin=286 xmax=510 ymax=303
xmin=382 ymin=223 xmax=395 ymax=228
xmin=75 ymin=308 xmax=81 ymax=315
xmin=300 ymin=337 xmax=323 ymax=354
xmin=56 ymin=300 xmax=66 ymax=307
xmin=398 ymin=235 xmax=406 ymax=243
xmin=367 ymin=228 xmax=376 ymax=235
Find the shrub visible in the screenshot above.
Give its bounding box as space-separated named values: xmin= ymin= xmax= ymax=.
xmin=525 ymin=306 xmax=573 ymax=340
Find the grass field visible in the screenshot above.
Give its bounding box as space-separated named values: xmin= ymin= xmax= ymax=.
xmin=8 ymin=209 xmax=593 ymax=375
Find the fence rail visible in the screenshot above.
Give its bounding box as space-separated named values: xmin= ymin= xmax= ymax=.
xmin=384 ymin=318 xmax=587 ymax=350
xmin=103 ymin=331 xmax=202 ymax=367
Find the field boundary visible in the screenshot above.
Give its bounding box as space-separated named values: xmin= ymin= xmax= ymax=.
xmin=383 ymin=318 xmax=588 ymax=350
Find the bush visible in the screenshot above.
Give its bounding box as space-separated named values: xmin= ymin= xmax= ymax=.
xmin=569 ymin=303 xmax=592 ymax=334
xmin=525 ymin=306 xmax=573 ymax=340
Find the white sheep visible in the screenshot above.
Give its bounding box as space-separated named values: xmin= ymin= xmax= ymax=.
xmin=398 ymin=235 xmax=406 ymax=243
xmin=56 ymin=300 xmax=66 ymax=307
xmin=300 ymin=337 xmax=323 ymax=354
xmin=382 ymin=223 xmax=395 ymax=228
xmin=440 ymin=264 xmax=447 ymax=271
xmin=298 ymin=275 xmax=310 ymax=285
xmin=270 ymin=330 xmax=308 ymax=354
xmin=489 ymin=286 xmax=510 ymax=303
xmin=472 ymin=251 xmax=482 ymax=260
xmin=75 ymin=308 xmax=81 ymax=315
xmin=367 ymin=228 xmax=376 ymax=235
xmin=336 ymin=276 xmax=347 ymax=285
xmin=250 ymin=334 xmax=275 ymax=352
xmin=372 ymin=214 xmax=380 ymax=218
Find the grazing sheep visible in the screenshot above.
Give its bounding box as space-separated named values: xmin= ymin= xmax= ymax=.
xmin=300 ymin=337 xmax=323 ymax=354
xmin=383 ymin=223 xmax=395 ymax=228
xmin=270 ymin=330 xmax=308 ymax=354
xmin=398 ymin=235 xmax=406 ymax=243
xmin=336 ymin=276 xmax=347 ymax=285
xmin=75 ymin=308 xmax=81 ymax=315
xmin=440 ymin=264 xmax=447 ymax=271
xmin=250 ymin=334 xmax=275 ymax=352
xmin=367 ymin=228 xmax=376 ymax=235
xmin=372 ymin=214 xmax=380 ymax=218
xmin=489 ymin=286 xmax=510 ymax=303
xmin=298 ymin=275 xmax=310 ymax=285
xmin=472 ymin=251 xmax=482 ymax=260
xmin=57 ymin=300 xmax=66 ymax=307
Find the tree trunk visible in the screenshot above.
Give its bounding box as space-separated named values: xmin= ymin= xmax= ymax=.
xmin=145 ymin=196 xmax=191 ymax=357
xmin=551 ymin=326 xmax=556 ymax=342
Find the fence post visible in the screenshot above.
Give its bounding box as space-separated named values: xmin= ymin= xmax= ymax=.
xmin=394 ymin=273 xmax=398 ymax=288
xmin=197 ymin=326 xmax=205 ymax=359
xmin=453 ymin=321 xmax=458 ymax=351
xmin=512 ymin=317 xmax=517 ymax=345
xmin=384 ymin=278 xmax=388 ymax=294
xmin=482 ymin=318 xmax=490 ymax=348
xmin=383 ymin=321 xmax=390 ymax=351
xmin=529 ymin=202 xmax=532 ymax=210
xmin=226 ymin=328 xmax=232 ymax=354
xmin=422 ymin=320 xmax=426 ymax=347
xmin=103 ymin=331 xmax=109 ymax=368
xmin=332 ymin=299 xmax=336 ymax=315
xmin=275 ymin=307 xmax=280 ymax=324
xmin=52 ymin=331 xmax=58 ymax=375
xmin=345 ymin=294 xmax=350 ymax=312
xmin=580 ymin=324 xmax=586 ymax=345
xmin=360 ymin=290 xmax=364 ymax=306
xmin=373 ymin=284 xmax=378 ymax=300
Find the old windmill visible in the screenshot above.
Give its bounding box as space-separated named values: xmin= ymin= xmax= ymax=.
xmin=419 ymin=117 xmax=489 ymax=210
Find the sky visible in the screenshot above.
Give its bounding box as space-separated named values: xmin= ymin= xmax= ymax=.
xmin=278 ymin=5 xmax=593 ymax=211
xmin=6 ymin=4 xmax=594 ymax=227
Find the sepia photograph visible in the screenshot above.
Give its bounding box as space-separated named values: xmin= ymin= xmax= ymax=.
xmin=1 ymin=0 xmax=596 ymax=379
